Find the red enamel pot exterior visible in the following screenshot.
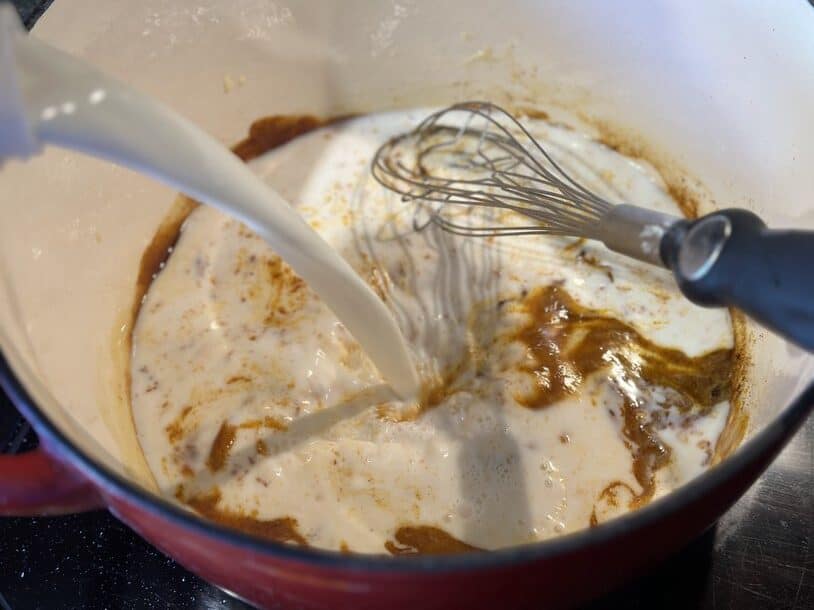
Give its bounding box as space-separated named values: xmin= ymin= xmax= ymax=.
xmin=104 ymin=462 xmax=753 ymax=610
xmin=0 ymin=447 xmax=102 ymax=515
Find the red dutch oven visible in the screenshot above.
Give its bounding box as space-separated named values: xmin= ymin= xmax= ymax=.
xmin=1 ymin=1 xmax=813 ymax=608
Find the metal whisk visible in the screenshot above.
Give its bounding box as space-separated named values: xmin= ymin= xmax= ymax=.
xmin=372 ymin=101 xmax=620 ymax=239
xmin=371 ymin=101 xmax=814 ymax=352
xmin=371 ymin=101 xmax=677 ymax=264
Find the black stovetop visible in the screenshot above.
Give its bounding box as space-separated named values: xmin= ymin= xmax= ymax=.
xmin=1 ymin=2 xmax=812 ymax=608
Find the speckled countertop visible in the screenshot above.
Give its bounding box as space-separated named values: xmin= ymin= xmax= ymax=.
xmin=0 ymin=1 xmax=812 ymax=608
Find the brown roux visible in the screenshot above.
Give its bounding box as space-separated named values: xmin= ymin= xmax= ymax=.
xmin=130 ymin=110 xmax=748 ymax=554
xmin=180 ymin=486 xmax=308 ymax=546
xmin=511 ymin=285 xmax=732 ymax=505
xmin=165 ymin=404 xmax=194 ymax=444
xmin=711 ymin=310 xmax=750 ymax=464
xmin=575 ymin=248 xmax=614 ymax=282
xmin=206 ymin=417 xmax=288 ymax=473
xmin=385 ymin=526 xmax=482 ymax=555
xmin=512 ymin=285 xmax=732 ymax=408
xmin=232 ymin=115 xmax=332 ymax=163
xmin=129 ymin=115 xmax=329 ymax=323
xmin=588 ymin=117 xmax=751 ymax=460
xmin=262 ymin=256 xmax=308 ymax=326
xmin=417 ymin=353 xmax=473 ymax=412
xmin=126 ymin=116 xmax=331 ymax=536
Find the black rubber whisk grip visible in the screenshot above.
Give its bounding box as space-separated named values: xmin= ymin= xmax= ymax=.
xmin=661 ymin=208 xmax=814 ymax=351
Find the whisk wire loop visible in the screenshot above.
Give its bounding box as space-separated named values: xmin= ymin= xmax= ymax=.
xmin=371 ymin=101 xmax=615 ymax=239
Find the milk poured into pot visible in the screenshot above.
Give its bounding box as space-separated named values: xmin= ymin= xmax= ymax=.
xmin=130 ymin=110 xmax=736 ymax=553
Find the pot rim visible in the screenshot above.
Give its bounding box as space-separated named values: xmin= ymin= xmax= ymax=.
xmin=1 ymin=348 xmax=811 ymax=573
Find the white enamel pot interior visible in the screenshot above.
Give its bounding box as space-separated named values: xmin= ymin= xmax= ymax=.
xmin=0 ymin=0 xmax=812 ymax=571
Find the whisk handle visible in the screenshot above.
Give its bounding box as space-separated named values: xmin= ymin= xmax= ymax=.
xmin=661 ymin=209 xmax=814 ymax=351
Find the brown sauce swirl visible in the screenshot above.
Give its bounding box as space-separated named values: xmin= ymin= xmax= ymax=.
xmin=385 ymin=526 xmax=482 ymax=555
xmin=130 ymin=115 xmax=329 ymax=323
xmin=232 ymin=115 xmax=333 ymax=162
xmin=511 ymin=285 xmax=732 ymax=410
xmin=129 ymin=115 xmax=330 ymax=528
xmin=206 ymin=417 xmax=288 ymax=473
xmin=179 ymin=486 xmax=308 ymax=546
xmin=511 ymin=284 xmax=732 ymax=505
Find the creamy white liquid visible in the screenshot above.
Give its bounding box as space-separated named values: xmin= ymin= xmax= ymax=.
xmin=131 ymin=109 xmax=734 ymax=553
